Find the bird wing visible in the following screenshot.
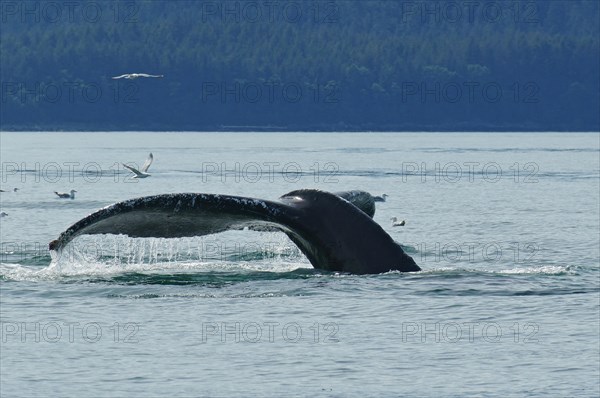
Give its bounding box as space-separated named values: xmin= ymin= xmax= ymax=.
xmin=122 ymin=163 xmax=145 ymax=177
xmin=141 ymin=153 xmax=153 ymax=172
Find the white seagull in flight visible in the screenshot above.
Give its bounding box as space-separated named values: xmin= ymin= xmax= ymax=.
xmin=55 ymin=189 xmax=77 ymax=199
xmin=123 ymin=153 xmax=154 ymax=179
xmin=112 ymin=73 xmax=164 ymax=80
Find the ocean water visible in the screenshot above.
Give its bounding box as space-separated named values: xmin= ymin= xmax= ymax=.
xmin=0 ymin=132 xmax=598 ymax=397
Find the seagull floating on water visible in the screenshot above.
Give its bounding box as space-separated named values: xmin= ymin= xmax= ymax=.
xmin=112 ymin=73 xmax=164 ymax=80
xmin=123 ymin=153 xmax=153 ymax=179
xmin=55 ymin=189 xmax=77 ymax=199
xmin=374 ymin=194 xmax=388 ymax=202
xmin=0 ymin=211 xmax=8 ymax=217
xmin=390 ymin=217 xmax=405 ymax=227
xmin=0 ymin=188 xmax=19 ymax=192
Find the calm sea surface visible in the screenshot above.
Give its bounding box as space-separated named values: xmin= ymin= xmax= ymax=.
xmin=1 ymin=132 xmax=599 ymax=397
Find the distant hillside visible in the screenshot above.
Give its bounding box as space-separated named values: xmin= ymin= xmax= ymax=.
xmin=1 ymin=0 xmax=598 ymax=131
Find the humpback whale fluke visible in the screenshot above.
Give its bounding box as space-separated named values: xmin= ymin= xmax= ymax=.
xmin=49 ymin=190 xmax=420 ymax=274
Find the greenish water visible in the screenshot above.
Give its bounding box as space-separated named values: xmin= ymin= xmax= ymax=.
xmin=1 ymin=132 xmax=599 ymax=397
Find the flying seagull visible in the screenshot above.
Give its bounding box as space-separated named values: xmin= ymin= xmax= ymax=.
xmin=123 ymin=153 xmax=153 ymax=179
xmin=390 ymin=217 xmax=405 ymax=227
xmin=112 ymin=73 xmax=164 ymax=80
xmin=55 ymin=189 xmax=77 ymax=199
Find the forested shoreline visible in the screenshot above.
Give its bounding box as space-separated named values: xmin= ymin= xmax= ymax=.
xmin=1 ymin=0 xmax=598 ymax=131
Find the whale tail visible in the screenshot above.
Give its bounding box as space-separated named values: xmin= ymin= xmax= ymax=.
xmin=49 ymin=190 xmax=419 ymax=274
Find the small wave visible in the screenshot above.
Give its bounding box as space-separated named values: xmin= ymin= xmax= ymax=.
xmin=0 ymin=262 xmax=319 ymax=282
xmin=0 ymin=232 xmax=311 ymax=282
xmin=0 ymin=261 xmax=318 ymax=285
xmin=413 ymin=264 xmax=577 ymax=277
xmin=0 ymin=263 xmax=50 ymax=281
xmin=1 ymin=260 xmax=576 ymax=284
xmin=417 ymin=147 xmax=600 ymax=154
xmin=493 ymin=265 xmax=574 ymax=275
